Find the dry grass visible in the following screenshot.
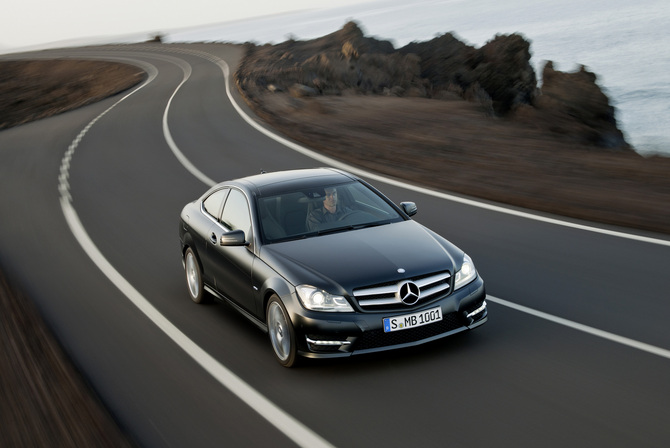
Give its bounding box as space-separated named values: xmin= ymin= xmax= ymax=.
xmin=0 ymin=60 xmax=145 ymax=130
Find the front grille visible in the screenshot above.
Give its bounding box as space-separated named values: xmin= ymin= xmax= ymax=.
xmin=354 ymin=311 xmax=464 ymax=351
xmin=352 ymin=271 xmax=451 ymax=311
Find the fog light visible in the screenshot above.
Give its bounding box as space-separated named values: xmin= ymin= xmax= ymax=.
xmin=306 ymin=336 xmax=352 ymax=352
xmin=466 ymin=301 xmax=487 ymax=319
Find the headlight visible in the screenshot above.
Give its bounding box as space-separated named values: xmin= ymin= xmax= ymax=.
xmin=454 ymin=253 xmax=477 ymax=290
xmin=296 ymin=285 xmax=354 ymax=312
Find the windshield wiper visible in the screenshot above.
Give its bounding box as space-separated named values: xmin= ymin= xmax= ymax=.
xmin=354 ymin=221 xmax=390 ymax=230
xmin=316 ymin=225 xmax=355 ymax=236
xmin=316 ymin=221 xmax=390 ymax=236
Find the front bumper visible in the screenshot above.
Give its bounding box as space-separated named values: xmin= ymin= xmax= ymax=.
xmin=291 ymin=276 xmax=487 ymax=359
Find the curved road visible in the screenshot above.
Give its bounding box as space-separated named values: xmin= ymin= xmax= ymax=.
xmin=1 ymin=44 xmax=669 ymax=447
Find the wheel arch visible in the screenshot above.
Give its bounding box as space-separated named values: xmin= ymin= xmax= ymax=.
xmin=260 ymin=276 xmax=295 ymax=323
xmin=181 ymin=236 xmax=206 ymax=282
xmin=181 ymin=230 xmax=196 ymax=257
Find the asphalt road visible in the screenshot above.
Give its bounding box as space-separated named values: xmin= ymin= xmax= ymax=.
xmin=1 ymin=43 xmax=669 ymax=448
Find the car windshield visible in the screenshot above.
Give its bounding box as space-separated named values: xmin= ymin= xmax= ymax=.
xmin=257 ymin=180 xmax=405 ymax=243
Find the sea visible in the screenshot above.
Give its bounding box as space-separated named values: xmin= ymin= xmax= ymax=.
xmin=166 ymin=0 xmax=670 ymax=157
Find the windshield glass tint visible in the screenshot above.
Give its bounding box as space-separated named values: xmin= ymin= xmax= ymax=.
xmin=257 ymin=181 xmax=404 ymax=243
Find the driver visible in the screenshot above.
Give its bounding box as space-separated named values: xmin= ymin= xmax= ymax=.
xmin=306 ymin=186 xmax=351 ymax=231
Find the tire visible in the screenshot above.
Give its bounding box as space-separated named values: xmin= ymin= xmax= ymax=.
xmin=184 ymin=248 xmax=207 ymax=304
xmin=266 ymin=295 xmax=298 ymax=367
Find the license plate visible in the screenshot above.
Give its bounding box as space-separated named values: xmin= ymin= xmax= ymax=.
xmin=383 ymin=306 xmax=443 ymax=333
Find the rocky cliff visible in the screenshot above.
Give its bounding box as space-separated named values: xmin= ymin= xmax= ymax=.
xmin=236 ymin=21 xmax=629 ymax=151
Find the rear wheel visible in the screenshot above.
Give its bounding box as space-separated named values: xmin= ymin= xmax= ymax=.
xmin=184 ymin=248 xmax=207 ymax=304
xmin=266 ymin=295 xmax=298 ymax=367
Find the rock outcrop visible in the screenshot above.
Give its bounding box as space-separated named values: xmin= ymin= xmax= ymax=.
xmin=532 ymin=62 xmax=629 ymax=149
xmin=399 ymin=32 xmax=537 ymax=115
xmin=236 ymin=21 xmax=630 ymax=150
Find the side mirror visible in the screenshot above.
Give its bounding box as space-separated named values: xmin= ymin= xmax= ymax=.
xmin=220 ymin=229 xmax=248 ymax=246
xmin=400 ymin=201 xmax=417 ymax=217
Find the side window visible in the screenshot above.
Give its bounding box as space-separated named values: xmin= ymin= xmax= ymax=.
xmin=203 ymin=188 xmax=229 ymax=220
xmin=221 ymin=189 xmax=252 ymax=237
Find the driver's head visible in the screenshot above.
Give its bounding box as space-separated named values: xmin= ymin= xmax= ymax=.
xmin=323 ymin=187 xmax=338 ymax=210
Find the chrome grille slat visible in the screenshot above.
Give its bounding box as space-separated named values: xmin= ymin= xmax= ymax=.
xmin=358 ymin=297 xmax=401 ymax=306
xmin=353 ymin=284 xmax=397 ymax=298
xmin=415 ymin=272 xmax=450 ymax=288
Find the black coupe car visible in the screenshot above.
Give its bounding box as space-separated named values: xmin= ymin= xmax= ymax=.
xmin=179 ymin=168 xmax=487 ymax=366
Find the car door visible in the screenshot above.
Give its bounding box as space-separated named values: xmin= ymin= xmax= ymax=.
xmin=208 ymin=188 xmax=256 ymax=314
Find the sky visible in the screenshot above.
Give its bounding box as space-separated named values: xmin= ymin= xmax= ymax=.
xmin=1 ymin=0 xmax=365 ymax=51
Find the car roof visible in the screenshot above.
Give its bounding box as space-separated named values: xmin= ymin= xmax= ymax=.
xmin=233 ymin=168 xmax=357 ymax=196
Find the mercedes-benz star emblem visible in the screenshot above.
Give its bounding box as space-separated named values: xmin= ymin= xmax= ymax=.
xmin=397 ymin=281 xmax=420 ymax=305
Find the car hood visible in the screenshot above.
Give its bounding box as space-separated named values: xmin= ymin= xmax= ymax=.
xmin=260 ymin=220 xmax=463 ymax=294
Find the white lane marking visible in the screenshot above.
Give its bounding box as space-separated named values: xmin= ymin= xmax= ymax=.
xmin=158 ymin=55 xmax=217 ymax=187
xmin=58 ymin=54 xmax=334 ymax=448
xmin=487 ymin=295 xmax=670 ymax=360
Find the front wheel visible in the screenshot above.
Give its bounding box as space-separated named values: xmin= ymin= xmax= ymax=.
xmin=184 ymin=248 xmax=207 ymax=304
xmin=266 ymin=295 xmax=298 ymax=367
